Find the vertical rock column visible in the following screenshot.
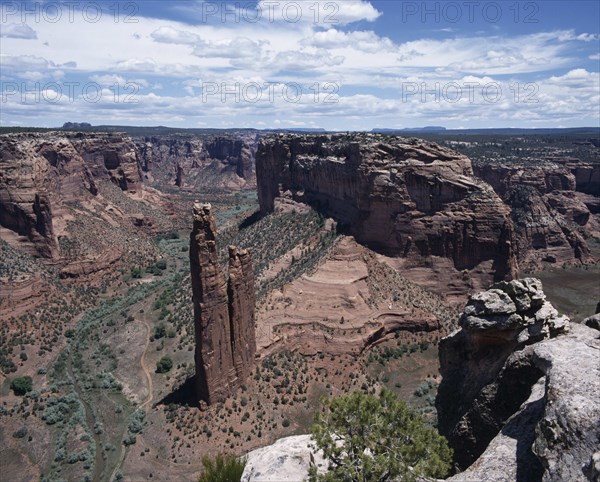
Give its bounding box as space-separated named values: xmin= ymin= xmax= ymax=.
xmin=228 ymin=246 xmax=257 ymax=384
xmin=190 ymin=202 xmax=257 ymax=405
xmin=190 ymin=202 xmax=238 ymax=404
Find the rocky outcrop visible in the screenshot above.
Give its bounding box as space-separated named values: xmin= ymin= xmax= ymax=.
xmin=437 ymin=279 xmax=600 ymax=481
xmin=256 ymin=134 xmax=518 ymax=286
xmin=190 ymin=202 xmax=256 ymax=405
xmin=0 ymin=132 xmax=142 ymax=258
xmin=474 ymin=164 xmax=595 ymax=267
xmin=241 ymin=435 xmax=327 ymax=481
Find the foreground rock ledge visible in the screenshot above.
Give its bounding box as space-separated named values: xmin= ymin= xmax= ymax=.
xmin=437 ymin=278 xmax=600 ymax=482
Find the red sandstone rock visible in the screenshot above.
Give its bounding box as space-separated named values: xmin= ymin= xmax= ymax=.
xmin=0 ymin=131 xmax=142 ymax=258
xmin=256 ymin=133 xmax=518 ymax=286
xmin=190 ymin=202 xmax=256 ymax=405
xmin=474 ymin=163 xmax=595 ymax=267
xmin=228 ymin=246 xmax=257 ymax=383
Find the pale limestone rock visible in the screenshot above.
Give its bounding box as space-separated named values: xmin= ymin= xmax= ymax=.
xmin=241 ymin=435 xmax=327 ymax=482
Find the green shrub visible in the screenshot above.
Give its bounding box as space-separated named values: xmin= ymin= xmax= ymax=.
xmin=309 ymin=389 xmax=452 ymax=482
xmin=156 ymin=356 xmax=173 ymax=373
xmin=10 ymin=376 xmax=32 ymax=395
xmin=13 ymin=427 xmax=28 ymax=438
xmin=198 ymin=454 xmax=246 ymax=482
xmin=131 ymin=267 xmax=142 ymax=279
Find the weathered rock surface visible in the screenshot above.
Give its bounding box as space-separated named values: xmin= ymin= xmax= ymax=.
xmin=241 ymin=435 xmax=327 ymax=482
xmin=256 ymin=134 xmax=518 ymax=288
xmin=474 ymin=164 xmax=595 ymax=267
xmin=228 ymin=246 xmax=257 ymax=383
xmin=190 ymin=202 xmax=256 ymax=405
xmin=136 ymin=134 xmax=256 ymax=189
xmin=0 ymin=131 xmax=142 ymax=258
xmin=437 ymin=278 xmax=600 ymax=481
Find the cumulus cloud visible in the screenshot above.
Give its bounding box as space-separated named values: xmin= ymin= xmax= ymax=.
xmin=151 ymin=26 xmax=199 ymax=45
xmin=193 ymin=37 xmax=267 ymax=59
xmin=115 ymin=58 xmax=159 ymax=73
xmin=1 ymin=23 xmax=37 ymax=39
xmin=305 ymin=29 xmax=395 ymax=53
xmin=254 ymin=0 xmax=380 ymax=25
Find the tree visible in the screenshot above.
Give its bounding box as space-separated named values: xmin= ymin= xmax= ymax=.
xmin=308 ymin=389 xmax=452 ymax=482
xmin=156 ymin=356 xmax=173 ymax=374
xmin=198 ymin=454 xmax=246 ymax=482
xmin=10 ymin=376 xmax=33 ymax=396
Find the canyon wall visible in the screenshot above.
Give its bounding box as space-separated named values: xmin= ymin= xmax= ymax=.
xmin=474 ymin=163 xmax=596 ymax=267
xmin=136 ymin=134 xmax=256 ymax=189
xmin=256 ymin=134 xmax=518 ymax=286
xmin=190 ymin=202 xmax=256 ymax=405
xmin=0 ymin=132 xmax=142 ymax=258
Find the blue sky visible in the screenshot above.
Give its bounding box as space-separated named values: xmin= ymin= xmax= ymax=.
xmin=1 ymin=0 xmax=599 ymax=129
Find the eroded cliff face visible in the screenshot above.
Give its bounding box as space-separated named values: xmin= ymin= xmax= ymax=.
xmin=190 ymin=202 xmax=256 ymax=405
xmin=136 ymin=135 xmax=256 ymax=189
xmin=256 ymin=134 xmax=518 ymax=286
xmin=437 ymin=279 xmax=599 ymax=481
xmin=475 ymin=164 xmax=595 ymax=267
xmin=0 ymin=132 xmax=142 ymax=258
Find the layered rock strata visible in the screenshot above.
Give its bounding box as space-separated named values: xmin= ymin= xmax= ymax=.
xmin=437 ymin=278 xmax=599 ymax=481
xmin=474 ymin=164 xmax=595 ymax=266
xmin=0 ymin=132 xmax=142 ymax=258
xmin=256 ymin=134 xmax=518 ymax=286
xmin=190 ymin=202 xmax=256 ymax=405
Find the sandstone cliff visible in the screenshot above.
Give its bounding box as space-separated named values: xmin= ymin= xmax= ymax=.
xmin=256 ymin=134 xmax=518 ymax=287
xmin=190 ymin=202 xmax=256 ymax=405
xmin=437 ymin=279 xmax=599 ymax=481
xmin=136 ymin=134 xmax=256 ymax=189
xmin=475 ymin=164 xmax=595 ymax=267
xmin=0 ymin=132 xmax=143 ymax=258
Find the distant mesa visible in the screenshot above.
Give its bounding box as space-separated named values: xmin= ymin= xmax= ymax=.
xmin=189 ymin=202 xmax=256 ymax=405
xmin=62 ymin=122 xmax=92 ymax=129
xmin=372 ymin=126 xmax=447 ymax=133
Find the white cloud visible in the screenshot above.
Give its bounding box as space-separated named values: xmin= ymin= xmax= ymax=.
xmin=114 ymin=58 xmax=159 ymax=73
xmin=264 ymin=49 xmax=345 ymax=71
xmin=305 ymin=29 xmax=395 ymax=53
xmin=556 ymin=30 xmax=599 ymax=42
xmin=193 ymin=37 xmax=267 ymax=59
xmin=0 ymin=23 xmax=37 ymax=39
xmin=254 ymin=0 xmax=380 ymax=26
xmin=151 ymin=26 xmax=199 ymax=45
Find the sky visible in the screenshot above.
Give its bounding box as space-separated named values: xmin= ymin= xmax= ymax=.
xmin=0 ymin=0 xmax=599 ymax=130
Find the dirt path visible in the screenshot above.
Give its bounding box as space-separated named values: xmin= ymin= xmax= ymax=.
xmin=108 ymin=313 xmax=153 ymax=481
